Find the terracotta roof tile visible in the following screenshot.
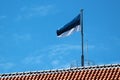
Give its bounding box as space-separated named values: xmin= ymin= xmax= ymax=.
xmin=0 ymin=64 xmax=120 ymax=80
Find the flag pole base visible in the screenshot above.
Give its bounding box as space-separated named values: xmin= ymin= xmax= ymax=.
xmin=81 ymin=54 xmax=84 ymax=67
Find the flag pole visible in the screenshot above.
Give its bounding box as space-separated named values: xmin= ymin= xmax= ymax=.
xmin=80 ymin=9 xmax=84 ymax=67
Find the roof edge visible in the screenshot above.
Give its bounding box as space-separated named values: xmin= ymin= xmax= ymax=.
xmin=0 ymin=64 xmax=120 ymax=77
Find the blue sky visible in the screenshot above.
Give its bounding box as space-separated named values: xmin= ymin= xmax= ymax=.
xmin=0 ymin=0 xmax=120 ymax=73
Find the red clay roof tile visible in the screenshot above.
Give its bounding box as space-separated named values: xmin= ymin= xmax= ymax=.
xmin=0 ymin=64 xmax=120 ymax=80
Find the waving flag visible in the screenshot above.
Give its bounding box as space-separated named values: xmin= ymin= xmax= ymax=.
xmin=56 ymin=14 xmax=80 ymax=37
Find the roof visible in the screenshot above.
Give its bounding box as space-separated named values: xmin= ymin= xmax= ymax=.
xmin=0 ymin=64 xmax=120 ymax=80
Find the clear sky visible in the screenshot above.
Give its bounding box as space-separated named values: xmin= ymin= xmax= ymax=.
xmin=0 ymin=0 xmax=120 ymax=73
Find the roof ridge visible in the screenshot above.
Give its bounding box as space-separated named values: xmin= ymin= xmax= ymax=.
xmin=0 ymin=64 xmax=120 ymax=77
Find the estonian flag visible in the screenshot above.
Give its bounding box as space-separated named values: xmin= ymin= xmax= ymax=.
xmin=56 ymin=14 xmax=80 ymax=37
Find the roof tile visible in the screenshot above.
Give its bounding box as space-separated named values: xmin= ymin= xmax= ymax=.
xmin=0 ymin=64 xmax=120 ymax=80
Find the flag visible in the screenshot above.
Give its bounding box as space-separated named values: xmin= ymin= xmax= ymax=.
xmin=56 ymin=14 xmax=80 ymax=37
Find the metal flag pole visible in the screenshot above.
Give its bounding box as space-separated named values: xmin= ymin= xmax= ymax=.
xmin=80 ymin=9 xmax=84 ymax=67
